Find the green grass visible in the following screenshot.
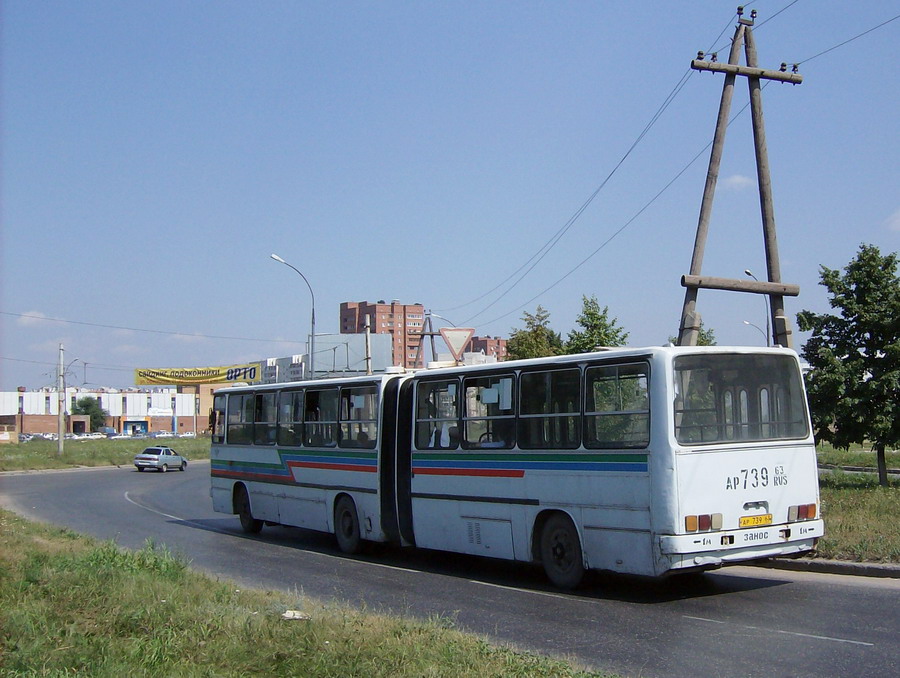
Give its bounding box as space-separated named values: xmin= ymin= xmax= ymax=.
xmin=0 ymin=437 xmax=210 ymax=472
xmin=815 ymin=442 xmax=900 ymax=470
xmin=817 ymin=471 xmax=900 ymax=563
xmin=0 ymin=509 xmax=610 ymax=677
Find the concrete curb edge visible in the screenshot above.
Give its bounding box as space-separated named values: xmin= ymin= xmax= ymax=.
xmin=760 ymin=558 xmax=900 ymax=578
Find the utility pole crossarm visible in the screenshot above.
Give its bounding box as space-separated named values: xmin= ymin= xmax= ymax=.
xmin=691 ymin=60 xmax=803 ymax=84
xmin=681 ymin=275 xmax=800 ymax=297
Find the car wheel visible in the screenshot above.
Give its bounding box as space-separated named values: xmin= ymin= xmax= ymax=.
xmin=137 ymin=467 xmax=144 ymax=472
xmin=334 ymin=495 xmax=363 ymax=554
xmin=160 ymin=464 xmax=168 ymax=473
xmin=236 ymin=486 xmax=263 ymax=534
xmin=180 ymin=461 xmax=187 ymax=471
xmin=540 ymin=513 xmax=585 ymax=589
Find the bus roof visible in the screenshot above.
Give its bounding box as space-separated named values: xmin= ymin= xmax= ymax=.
xmin=213 ymin=345 xmax=800 ymax=393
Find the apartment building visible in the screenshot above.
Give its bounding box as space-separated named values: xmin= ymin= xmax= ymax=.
xmin=340 ymin=300 xmax=425 ymax=369
xmin=469 ymin=335 xmax=508 ymax=361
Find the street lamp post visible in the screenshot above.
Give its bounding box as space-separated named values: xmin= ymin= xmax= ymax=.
xmin=744 ymin=269 xmax=771 ymax=347
xmin=56 ymin=350 xmax=80 ymax=455
xmin=57 ymin=344 xmax=65 ymax=455
xmin=271 ymin=254 xmax=316 ymax=379
xmin=742 ymin=320 xmax=767 ymax=345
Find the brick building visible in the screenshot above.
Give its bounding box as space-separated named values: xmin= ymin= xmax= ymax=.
xmin=469 ymin=336 xmax=508 ymax=361
xmin=0 ymin=386 xmax=213 ymax=437
xmin=340 ymin=300 xmax=426 ymax=369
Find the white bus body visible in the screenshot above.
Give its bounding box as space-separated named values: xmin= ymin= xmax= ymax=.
xmin=210 ymin=346 xmax=823 ymax=587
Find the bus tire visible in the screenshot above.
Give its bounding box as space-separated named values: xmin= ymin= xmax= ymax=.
xmin=235 ymin=485 xmax=263 ymax=534
xmin=334 ymin=495 xmax=362 ymax=554
xmin=539 ymin=513 xmax=585 ymax=589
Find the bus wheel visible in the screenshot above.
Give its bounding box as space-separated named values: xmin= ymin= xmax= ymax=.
xmin=236 ymin=486 xmax=263 ymax=534
xmin=540 ymin=513 xmax=585 ymax=589
xmin=334 ymin=496 xmax=362 ymax=554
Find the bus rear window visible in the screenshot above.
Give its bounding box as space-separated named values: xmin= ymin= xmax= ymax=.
xmin=673 ymin=353 xmax=808 ymax=445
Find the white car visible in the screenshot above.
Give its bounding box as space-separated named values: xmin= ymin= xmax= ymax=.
xmin=133 ymin=446 xmax=188 ymax=473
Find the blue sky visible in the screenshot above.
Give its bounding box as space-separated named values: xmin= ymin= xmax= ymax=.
xmin=2 ymin=0 xmax=898 ymax=390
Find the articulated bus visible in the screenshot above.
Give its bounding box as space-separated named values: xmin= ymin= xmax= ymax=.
xmin=210 ymin=346 xmax=823 ymax=588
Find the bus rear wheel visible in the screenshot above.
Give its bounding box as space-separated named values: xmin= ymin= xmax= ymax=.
xmin=540 ymin=513 xmax=585 ymax=589
xmin=236 ymin=486 xmax=263 ymax=534
xmin=334 ymin=496 xmax=362 ymax=554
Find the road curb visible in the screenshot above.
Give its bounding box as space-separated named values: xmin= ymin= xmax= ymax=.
xmin=818 ymin=463 xmax=900 ymax=476
xmin=760 ymin=558 xmax=900 ymax=578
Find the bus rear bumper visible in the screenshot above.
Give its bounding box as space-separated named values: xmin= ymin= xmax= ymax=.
xmin=658 ymin=519 xmax=825 ymax=570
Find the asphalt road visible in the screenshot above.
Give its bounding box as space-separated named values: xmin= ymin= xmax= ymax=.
xmin=2 ymin=462 xmax=898 ymax=678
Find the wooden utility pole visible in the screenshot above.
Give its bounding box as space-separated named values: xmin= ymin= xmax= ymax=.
xmin=57 ymin=344 xmax=65 ymax=455
xmin=677 ymin=7 xmax=801 ymax=348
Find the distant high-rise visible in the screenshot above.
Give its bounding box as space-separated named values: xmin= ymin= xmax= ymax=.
xmin=340 ymin=300 xmax=426 ymax=369
xmin=469 ymin=336 xmax=508 ymax=361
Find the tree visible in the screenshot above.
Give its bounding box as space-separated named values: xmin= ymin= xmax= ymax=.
xmin=72 ymin=396 xmax=108 ymax=432
xmin=797 ymin=244 xmax=900 ymax=486
xmin=565 ymin=295 xmax=629 ymax=354
xmin=507 ymin=306 xmax=563 ymax=360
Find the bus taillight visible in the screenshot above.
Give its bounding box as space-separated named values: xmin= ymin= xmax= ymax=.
xmin=685 ymin=513 xmax=723 ymax=532
xmin=788 ymin=503 xmax=817 ymax=522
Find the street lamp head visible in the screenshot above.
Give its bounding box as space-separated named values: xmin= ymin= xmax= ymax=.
xmin=428 ymin=311 xmax=457 ymax=327
xmin=744 ymin=269 xmax=756 ymax=278
xmin=270 ymin=253 xmax=286 ymax=264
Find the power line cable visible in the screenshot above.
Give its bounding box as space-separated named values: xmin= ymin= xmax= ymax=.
xmin=753 ymin=0 xmax=802 ymax=30
xmin=0 ymin=311 xmax=304 ymax=346
xmin=476 ymin=93 xmax=761 ymax=329
xmin=793 ymin=12 xmax=899 ymax=65
xmin=451 ymin=18 xmax=737 ymax=324
xmin=476 ymin=9 xmax=898 ymax=330
xmin=0 ymin=356 xmax=136 ymax=373
xmin=437 ymin=13 xmax=737 ymax=318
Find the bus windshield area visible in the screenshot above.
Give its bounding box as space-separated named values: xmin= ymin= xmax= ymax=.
xmin=673 ymin=353 xmax=809 ymax=445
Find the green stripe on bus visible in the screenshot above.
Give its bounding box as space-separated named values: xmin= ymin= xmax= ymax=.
xmin=412 ymin=452 xmax=649 ymax=463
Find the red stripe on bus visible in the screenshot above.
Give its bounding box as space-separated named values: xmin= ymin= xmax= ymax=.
xmin=286 ymin=461 xmax=377 ymax=473
xmin=212 ymin=469 xmax=288 ymax=482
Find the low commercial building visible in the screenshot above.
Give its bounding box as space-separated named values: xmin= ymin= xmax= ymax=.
xmin=0 ymin=386 xmax=207 ymax=437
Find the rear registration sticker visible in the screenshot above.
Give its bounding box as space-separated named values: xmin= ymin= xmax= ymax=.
xmin=739 ymin=514 xmax=773 ymax=528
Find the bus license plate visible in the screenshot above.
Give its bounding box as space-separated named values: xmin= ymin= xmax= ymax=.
xmin=740 ymin=514 xmax=773 ymax=528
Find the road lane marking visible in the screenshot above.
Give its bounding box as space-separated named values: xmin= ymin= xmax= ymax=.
xmin=469 ymin=579 xmax=588 ymax=602
xmin=124 ymin=491 xmax=185 ymax=522
xmin=122 ymin=491 xmax=427 ymax=576
xmin=683 ymin=615 xmax=874 ymax=646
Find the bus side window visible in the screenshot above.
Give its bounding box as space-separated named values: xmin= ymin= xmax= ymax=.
xmin=226 ymin=394 xmax=254 ymax=445
xmin=463 ymin=374 xmax=515 ymax=449
xmin=339 ymin=385 xmax=378 ymax=449
xmin=415 ymin=380 xmax=459 ymax=450
xmin=518 ymin=368 xmax=580 ymax=449
xmin=584 ymin=363 xmax=650 ymax=449
xmin=277 ymin=390 xmax=304 ymax=447
xmin=211 ymin=395 xmax=226 ymax=443
xmin=254 ymin=393 xmax=276 ymax=446
xmin=305 ymin=389 xmax=338 ymax=447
